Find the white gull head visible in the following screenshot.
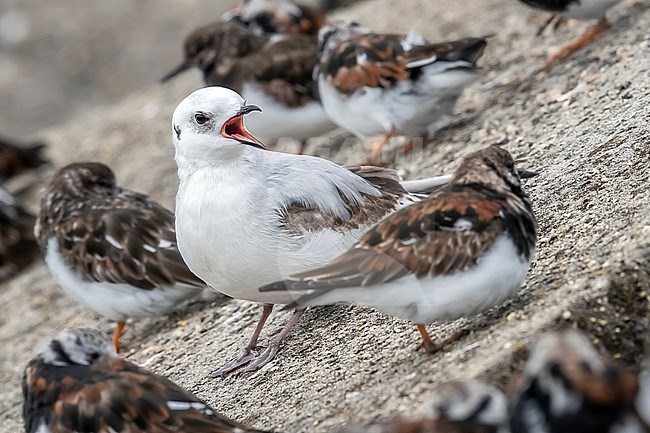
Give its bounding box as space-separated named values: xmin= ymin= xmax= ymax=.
xmin=171 ymin=86 xmax=265 ymax=164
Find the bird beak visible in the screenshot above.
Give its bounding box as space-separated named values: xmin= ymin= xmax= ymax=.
xmin=160 ymin=60 xmax=191 ymax=83
xmin=220 ymin=105 xmax=265 ymax=149
xmin=514 ymin=158 xmax=537 ymax=179
xmin=236 ymin=104 xmax=262 ymax=116
xmin=517 ymin=168 xmax=538 ymax=179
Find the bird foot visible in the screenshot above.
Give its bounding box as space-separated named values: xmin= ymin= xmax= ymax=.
xmin=238 ymin=344 xmax=281 ymax=373
xmin=416 ymin=329 xmax=466 ymax=354
xmin=417 ymin=339 xmax=443 ymax=354
xmin=212 ymin=307 xmax=304 ymax=377
xmin=211 ymin=344 xmax=281 ymax=377
xmin=211 ymin=346 xmax=260 ymax=377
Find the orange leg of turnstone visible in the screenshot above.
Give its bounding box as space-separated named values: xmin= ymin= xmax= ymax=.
xmin=112 ymin=321 xmax=126 ymax=353
xmin=416 ymin=324 xmax=441 ymax=353
xmin=397 ymin=133 xmax=428 ymax=157
xmin=415 ymin=324 xmax=465 ymax=354
xmin=540 ymin=16 xmax=611 ymax=72
xmin=367 ymin=127 xmax=395 ymax=164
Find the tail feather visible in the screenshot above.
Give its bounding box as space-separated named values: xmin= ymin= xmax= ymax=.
xmin=400 ymin=175 xmax=452 ymax=194
xmin=407 ymin=37 xmax=488 ymax=70
xmin=19 ymin=141 xmax=48 ymax=169
xmin=0 ymin=137 xmax=48 ymax=180
xmin=0 ymin=191 xmax=39 ymax=282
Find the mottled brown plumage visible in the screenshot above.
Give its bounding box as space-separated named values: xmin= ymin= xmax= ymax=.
xmin=280 ymin=165 xmax=410 ymax=235
xmin=229 ymin=0 xmax=325 ymax=36
xmin=162 ymin=20 xmax=319 ymax=108
xmin=265 ymin=146 xmax=536 ymax=297
xmin=315 ymin=22 xmax=487 ymax=161
xmin=510 ymin=330 xmax=649 ymax=433
xmin=274 ymin=188 xmax=507 ymax=293
xmin=36 ymin=163 xmax=203 ymax=291
xmin=0 ymin=186 xmax=39 ymax=282
xmin=261 ymin=146 xmax=537 ymax=352
xmin=237 ymin=34 xmax=320 ymax=107
xmin=318 ymin=30 xmax=487 ymax=96
xmin=336 ymin=381 xmax=507 ymax=433
xmin=35 ymin=163 xmax=204 ymax=351
xmin=23 ymin=328 xmax=272 ymax=433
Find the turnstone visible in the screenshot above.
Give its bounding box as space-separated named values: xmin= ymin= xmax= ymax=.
xmin=0 ymin=135 xmax=47 ymax=180
xmin=336 ymin=381 xmax=508 ymax=433
xmin=519 ymin=0 xmax=622 ymax=71
xmin=171 ymin=86 xmax=451 ymax=375
xmin=260 ymin=146 xmax=537 ymax=353
xmin=161 ymin=20 xmax=335 ymax=153
xmin=226 ymin=0 xmax=325 ymax=36
xmin=510 ymin=330 xmax=650 ymax=433
xmin=35 ymin=162 xmax=205 ymax=351
xmin=315 ymin=22 xmax=487 ymax=162
xmin=22 ymin=328 xmax=272 ymax=433
xmin=0 ymin=185 xmax=39 ymax=282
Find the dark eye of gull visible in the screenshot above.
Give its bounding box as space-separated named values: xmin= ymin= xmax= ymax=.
xmin=194 ymin=113 xmax=210 ymax=125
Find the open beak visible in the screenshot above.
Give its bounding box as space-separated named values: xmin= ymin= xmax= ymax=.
xmin=220 ymin=105 xmax=265 ymax=149
xmin=517 ymin=168 xmax=538 ymax=179
xmin=160 ymin=60 xmax=191 ymax=83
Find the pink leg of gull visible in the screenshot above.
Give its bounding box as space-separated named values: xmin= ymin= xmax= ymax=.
xmin=211 ymin=303 xmax=274 ymax=377
xmin=239 ymin=308 xmax=306 ymax=373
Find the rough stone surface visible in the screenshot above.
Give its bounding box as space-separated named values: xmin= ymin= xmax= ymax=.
xmin=1 ymin=0 xmax=648 ymax=432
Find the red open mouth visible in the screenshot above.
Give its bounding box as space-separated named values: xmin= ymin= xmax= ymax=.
xmin=220 ymin=115 xmax=266 ymax=149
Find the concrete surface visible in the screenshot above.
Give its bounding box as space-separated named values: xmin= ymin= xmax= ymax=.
xmin=0 ymin=0 xmax=648 ymax=432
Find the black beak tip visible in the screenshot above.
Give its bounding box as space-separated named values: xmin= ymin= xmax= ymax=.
xmin=160 ymin=61 xmax=191 ymax=84
xmin=248 ymin=141 xmax=266 ymax=150
xmin=517 ymin=169 xmax=539 ymax=179
xmin=241 ymin=104 xmax=262 ymax=115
